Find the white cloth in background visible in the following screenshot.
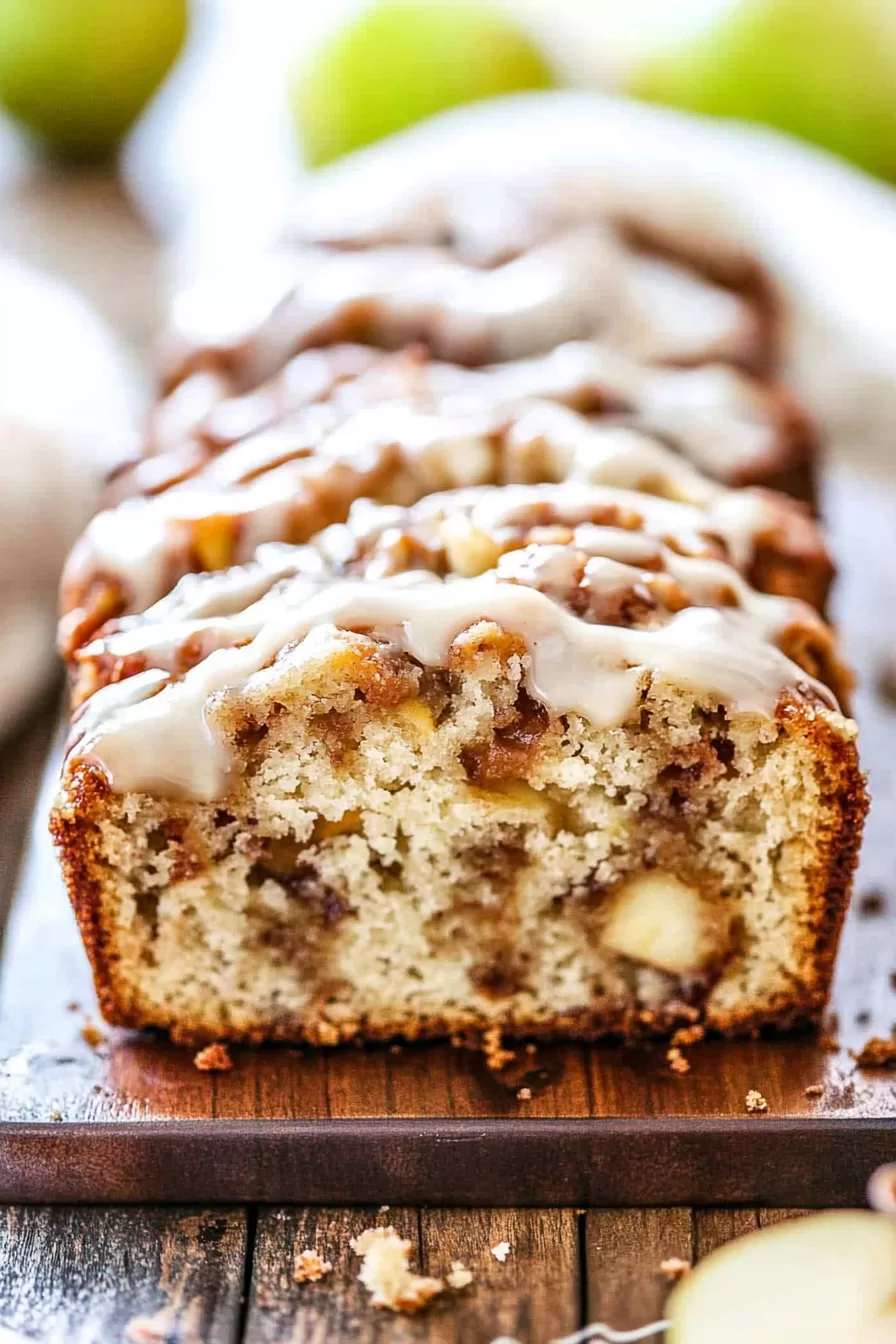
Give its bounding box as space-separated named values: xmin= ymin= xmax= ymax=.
xmin=0 ymin=256 xmax=139 ymax=734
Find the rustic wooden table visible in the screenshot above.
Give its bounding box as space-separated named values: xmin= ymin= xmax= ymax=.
xmin=0 ymin=1199 xmax=811 ymax=1341
xmin=0 ymin=115 xmax=884 ymax=1342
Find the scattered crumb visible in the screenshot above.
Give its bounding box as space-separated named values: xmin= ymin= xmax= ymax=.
xmin=450 ymin=1034 xmax=464 ymax=1048
xmin=389 ymin=1044 xmax=402 ymax=1055
xmin=446 ymin=1260 xmax=474 ymax=1290
xmin=666 ymin=1047 xmax=690 ymax=1075
xmin=294 ymin=1248 xmax=332 ymax=1284
xmin=351 ymin=1227 xmax=389 ymax=1255
xmin=853 ymin=1036 xmax=896 ymax=1069
xmin=351 ymin=1226 xmax=444 ymax=1313
xmin=66 ymin=1001 xmax=81 ymax=1013
xmin=671 ymin=1024 xmax=705 ymax=1048
xmin=804 ymin=1083 xmax=824 ymax=1097
xmin=50 ymin=1111 xmax=62 ymax=1122
xmin=856 ymin=1011 xmax=871 ymax=1027
xmin=525 ymin=1043 xmax=537 ymax=1055
xmin=124 ymin=1306 xmax=176 ymax=1343
xmin=859 ymin=889 xmax=886 ymax=917
xmin=819 ymin=1035 xmax=840 ymax=1052
xmin=516 ymin=1086 xmax=532 ymax=1101
xmin=745 ymin=1089 xmax=768 ymax=1114
xmin=890 ymin=971 xmax=896 ymax=991
xmin=379 ymin=1205 xmax=390 ymax=1213
xmin=660 ymin=1257 xmax=691 ymax=1281
xmin=491 ymin=1241 xmax=511 ymax=1263
xmin=81 ymin=1022 xmax=106 ymax=1050
xmin=193 ymin=1042 xmax=233 ymax=1072
xmin=482 ymin=1026 xmax=515 ymax=1072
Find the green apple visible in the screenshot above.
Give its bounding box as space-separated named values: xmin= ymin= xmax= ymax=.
xmin=291 ymin=0 xmax=555 ymax=169
xmin=667 ymin=1210 xmax=896 ymax=1344
xmin=629 ymin=0 xmax=896 ymax=182
xmin=0 ymin=0 xmax=188 ymax=158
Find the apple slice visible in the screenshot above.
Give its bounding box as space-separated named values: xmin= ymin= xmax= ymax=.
xmin=667 ymin=1211 xmax=896 ymax=1344
xmin=601 ymin=871 xmax=726 ymax=976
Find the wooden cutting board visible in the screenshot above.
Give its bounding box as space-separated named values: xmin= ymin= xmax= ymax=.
xmin=0 ymin=464 xmax=894 ymax=1208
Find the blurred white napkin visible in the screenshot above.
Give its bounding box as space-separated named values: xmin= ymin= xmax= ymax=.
xmin=0 ymin=256 xmax=140 ymax=733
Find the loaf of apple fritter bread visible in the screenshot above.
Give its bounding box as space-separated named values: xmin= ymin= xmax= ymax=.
xmin=53 ymin=474 xmax=864 ymax=1045
xmin=58 ymin=163 xmax=819 ymax=658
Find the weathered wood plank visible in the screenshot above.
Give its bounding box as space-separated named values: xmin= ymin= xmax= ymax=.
xmin=0 ymin=1206 xmax=247 ymax=1342
xmin=585 ymin=1208 xmax=691 ymax=1332
xmin=245 ymin=1207 xmax=579 ymax=1344
xmin=418 ymin=1208 xmax=580 ymax=1343
xmin=245 ymin=1206 xmax=422 ymax=1343
xmin=693 ymin=1208 xmax=760 ymax=1259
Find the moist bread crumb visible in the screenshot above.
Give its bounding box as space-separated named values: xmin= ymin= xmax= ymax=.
xmin=491 ymin=1242 xmax=512 ymax=1263
xmin=81 ymin=1022 xmax=106 ymax=1049
xmin=446 ymin=1261 xmax=474 ymax=1290
xmin=745 ymin=1088 xmax=768 ymax=1113
xmin=483 ymin=1027 xmax=516 ymax=1072
xmin=193 ymin=1042 xmax=233 ymax=1072
xmin=667 ymin=1047 xmax=691 ymax=1075
xmin=660 ymin=1257 xmax=691 ymax=1280
xmin=294 ymin=1249 xmax=332 ymax=1284
xmin=853 ymin=1037 xmax=896 ymax=1069
xmin=351 ymin=1227 xmax=444 ymax=1313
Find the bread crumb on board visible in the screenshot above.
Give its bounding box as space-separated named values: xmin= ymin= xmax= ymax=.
xmin=483 ymin=1026 xmax=516 ymax=1072
xmin=745 ymin=1089 xmax=768 ymax=1114
xmin=516 ymin=1086 xmax=532 ymax=1100
xmin=666 ymin=1046 xmax=690 ymax=1075
xmin=81 ymin=1022 xmax=106 ymax=1049
xmin=124 ymin=1306 xmax=176 ymax=1343
xmin=853 ymin=1036 xmax=896 ymax=1068
xmin=446 ymin=1260 xmax=474 ymax=1290
xmin=351 ymin=1226 xmax=444 ymax=1312
xmin=670 ymin=1024 xmax=705 ymax=1048
xmin=491 ymin=1241 xmax=512 ymax=1263
xmin=193 ymin=1042 xmax=233 ymax=1072
xmin=804 ymin=1083 xmax=824 ymax=1097
xmin=294 ymin=1248 xmax=332 ymax=1283
xmin=660 ymin=1257 xmax=691 ymax=1281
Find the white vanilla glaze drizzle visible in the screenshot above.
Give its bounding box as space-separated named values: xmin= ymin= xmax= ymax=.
xmin=67 ymin=385 xmax=794 ymax=623
xmin=75 ymin=476 xmax=794 ymax=676
xmin=171 ymin=222 xmax=757 ymax=384
xmin=72 ymin=570 xmax=835 ymax=803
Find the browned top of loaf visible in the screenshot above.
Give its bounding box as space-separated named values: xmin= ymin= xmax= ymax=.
xmin=57 ymin=175 xmax=819 ymax=658
xmin=69 ymin=481 xmax=849 ymax=716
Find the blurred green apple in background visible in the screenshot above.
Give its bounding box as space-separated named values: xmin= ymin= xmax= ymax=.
xmin=291 ymin=0 xmax=555 ymax=168
xmin=630 ymin=0 xmax=896 ymax=181
xmin=0 ymin=0 xmax=188 ymax=159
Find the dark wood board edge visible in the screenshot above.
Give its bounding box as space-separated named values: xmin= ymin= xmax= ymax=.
xmin=0 ymin=1116 xmax=891 ymax=1207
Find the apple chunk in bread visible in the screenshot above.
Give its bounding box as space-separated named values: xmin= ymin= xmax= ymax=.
xmin=668 ymin=1211 xmax=896 ymax=1344
xmin=600 ymin=871 xmax=730 ymax=976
